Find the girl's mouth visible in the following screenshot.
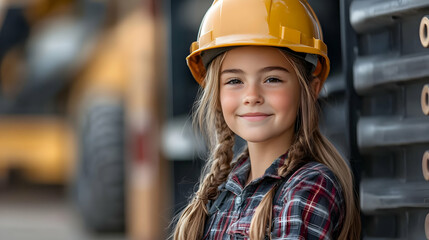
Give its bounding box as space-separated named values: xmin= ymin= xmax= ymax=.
xmin=239 ymin=112 xmax=272 ymax=121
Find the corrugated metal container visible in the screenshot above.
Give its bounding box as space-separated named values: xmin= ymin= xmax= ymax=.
xmin=349 ymin=0 xmax=429 ymax=238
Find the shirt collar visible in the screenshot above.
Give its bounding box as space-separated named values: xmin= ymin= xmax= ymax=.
xmin=224 ymin=151 xmax=288 ymax=194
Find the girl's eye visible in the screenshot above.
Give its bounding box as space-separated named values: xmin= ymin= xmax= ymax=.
xmin=265 ymin=77 xmax=282 ymax=83
xmin=225 ymin=79 xmax=243 ymax=85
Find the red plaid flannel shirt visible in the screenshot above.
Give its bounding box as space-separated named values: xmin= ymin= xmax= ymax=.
xmin=202 ymin=153 xmax=345 ymax=239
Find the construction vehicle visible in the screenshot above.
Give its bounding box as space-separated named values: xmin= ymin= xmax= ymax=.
xmin=0 ymin=0 xmax=168 ymax=239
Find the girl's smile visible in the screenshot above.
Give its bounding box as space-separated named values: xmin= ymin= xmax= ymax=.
xmin=219 ymin=46 xmax=301 ymax=145
xmin=238 ymin=112 xmax=273 ymax=122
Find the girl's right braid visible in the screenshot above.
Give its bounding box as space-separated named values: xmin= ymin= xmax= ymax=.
xmin=250 ymin=133 xmax=309 ymax=239
xmin=278 ymin=132 xmax=308 ymax=177
xmin=173 ymin=112 xmax=235 ymax=240
xmin=197 ymin=110 xmax=235 ymax=201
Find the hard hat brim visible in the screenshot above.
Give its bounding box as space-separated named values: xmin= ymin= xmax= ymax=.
xmin=187 ymin=41 xmax=330 ymax=86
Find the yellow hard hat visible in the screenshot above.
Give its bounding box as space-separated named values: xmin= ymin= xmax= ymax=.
xmin=186 ymin=0 xmax=330 ymax=85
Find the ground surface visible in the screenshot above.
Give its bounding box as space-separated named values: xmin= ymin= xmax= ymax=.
xmin=0 ymin=184 xmax=127 ymax=240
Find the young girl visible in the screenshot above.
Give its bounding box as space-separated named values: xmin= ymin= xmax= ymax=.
xmin=174 ymin=0 xmax=361 ymax=239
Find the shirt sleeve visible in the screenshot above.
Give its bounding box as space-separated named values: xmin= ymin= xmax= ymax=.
xmin=271 ymin=166 xmax=344 ymax=240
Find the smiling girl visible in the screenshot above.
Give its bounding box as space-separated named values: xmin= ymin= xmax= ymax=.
xmin=173 ymin=0 xmax=361 ymax=239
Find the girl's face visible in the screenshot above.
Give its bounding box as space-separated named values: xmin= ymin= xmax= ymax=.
xmin=219 ymin=46 xmax=301 ymax=145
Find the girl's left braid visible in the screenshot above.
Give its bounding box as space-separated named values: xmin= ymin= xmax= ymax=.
xmin=198 ymin=110 xmax=235 ymax=201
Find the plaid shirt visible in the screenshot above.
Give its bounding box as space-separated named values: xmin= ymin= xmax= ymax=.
xmin=203 ymin=153 xmax=344 ymax=239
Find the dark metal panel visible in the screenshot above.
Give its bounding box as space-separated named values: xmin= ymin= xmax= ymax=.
xmin=364 ymin=238 xmax=405 ymax=240
xmin=363 ymin=210 xmax=428 ymax=239
xmin=350 ymin=0 xmax=429 ymax=33
xmin=357 ymin=116 xmax=429 ymax=150
xmin=354 ymin=53 xmax=429 ymax=95
xmin=350 ymin=0 xmax=429 ymax=238
xmin=361 ymin=179 xmax=429 ymax=213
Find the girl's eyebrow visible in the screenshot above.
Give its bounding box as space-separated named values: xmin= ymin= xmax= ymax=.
xmin=258 ymin=66 xmax=290 ymax=73
xmin=220 ymin=66 xmax=290 ymax=76
xmin=220 ymin=69 xmax=244 ymax=75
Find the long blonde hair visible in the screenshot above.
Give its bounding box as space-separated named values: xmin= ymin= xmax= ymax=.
xmin=173 ymin=49 xmax=361 ymax=239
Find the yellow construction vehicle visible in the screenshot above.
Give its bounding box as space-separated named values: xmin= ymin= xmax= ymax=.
xmin=0 ymin=0 xmax=169 ymax=238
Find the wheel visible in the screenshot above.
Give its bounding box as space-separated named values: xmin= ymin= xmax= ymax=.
xmin=75 ymin=99 xmax=125 ymax=232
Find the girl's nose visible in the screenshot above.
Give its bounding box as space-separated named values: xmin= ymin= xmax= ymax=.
xmin=243 ymin=85 xmax=264 ymax=105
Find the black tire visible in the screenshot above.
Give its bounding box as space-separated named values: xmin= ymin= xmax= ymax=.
xmin=75 ymin=100 xmax=125 ymax=232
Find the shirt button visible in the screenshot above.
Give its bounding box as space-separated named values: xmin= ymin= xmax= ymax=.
xmin=236 ymin=196 xmax=241 ymax=208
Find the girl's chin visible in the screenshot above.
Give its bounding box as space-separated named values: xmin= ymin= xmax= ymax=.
xmin=237 ymin=130 xmax=294 ymax=145
xmin=239 ymin=135 xmax=272 ymax=143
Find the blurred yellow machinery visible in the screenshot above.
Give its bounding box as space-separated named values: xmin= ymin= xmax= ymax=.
xmin=0 ymin=117 xmax=74 ymax=184
xmin=0 ymin=0 xmax=169 ymax=239
xmin=0 ymin=0 xmax=78 ymax=185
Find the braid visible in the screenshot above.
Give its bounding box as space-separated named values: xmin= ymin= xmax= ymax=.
xmin=198 ymin=110 xmax=235 ymax=201
xmin=278 ymin=131 xmax=309 ymax=177
xmin=250 ymin=131 xmax=310 ymax=240
xmin=174 ymin=110 xmax=235 ymax=240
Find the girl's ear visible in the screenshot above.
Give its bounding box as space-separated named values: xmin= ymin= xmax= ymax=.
xmin=311 ymin=77 xmax=322 ymax=98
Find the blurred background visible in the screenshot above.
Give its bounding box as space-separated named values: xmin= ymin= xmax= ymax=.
xmin=0 ymin=0 xmax=428 ymax=239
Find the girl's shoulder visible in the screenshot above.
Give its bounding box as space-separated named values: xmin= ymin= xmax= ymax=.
xmin=275 ymin=161 xmax=344 ymax=205
xmin=289 ymin=161 xmax=339 ymax=185
xmin=271 ymin=165 xmax=346 ymax=238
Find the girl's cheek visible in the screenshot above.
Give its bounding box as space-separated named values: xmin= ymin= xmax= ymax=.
xmin=220 ymin=91 xmax=238 ymax=110
xmin=270 ymin=90 xmax=297 ymax=108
